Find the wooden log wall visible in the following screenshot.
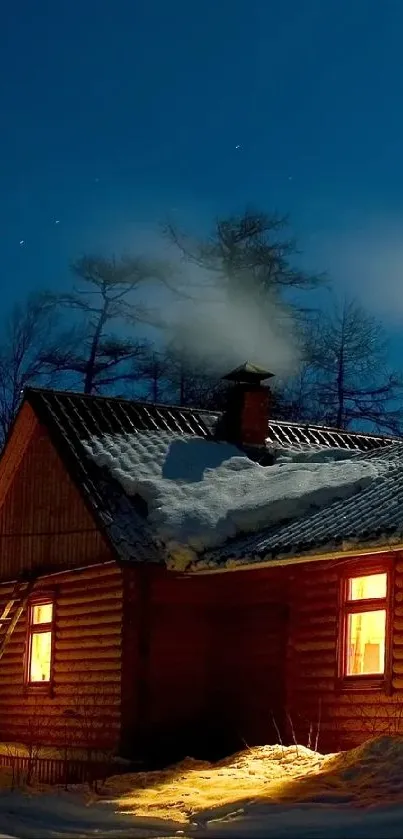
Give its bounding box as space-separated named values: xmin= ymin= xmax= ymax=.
xmin=209 ymin=568 xmax=288 ymax=752
xmin=0 ymin=563 xmax=123 ymax=752
xmin=0 ymin=420 xmax=111 ymax=582
xmin=170 ymin=553 xmax=403 ymax=757
xmin=120 ymin=553 xmax=403 ymax=758
xmin=121 ymin=566 xmax=214 ymax=760
xmin=285 ymin=553 xmax=403 ymax=753
xmin=121 ymin=566 xmax=289 ymax=761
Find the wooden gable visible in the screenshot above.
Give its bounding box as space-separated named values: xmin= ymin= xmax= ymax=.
xmin=0 ymin=403 xmax=113 ymax=582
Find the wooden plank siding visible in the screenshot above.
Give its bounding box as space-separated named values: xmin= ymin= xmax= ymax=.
xmin=208 ymin=568 xmax=288 ymax=753
xmin=120 ymin=566 xmax=290 ymax=760
xmin=121 ymin=566 xmax=214 ymax=761
xmin=0 ymin=563 xmax=123 ymax=751
xmin=170 ymin=553 xmax=403 ymax=757
xmin=4 ymin=546 xmax=403 ymax=759
xmin=120 ymin=552 xmax=403 ymax=758
xmin=0 ymin=419 xmax=112 ymax=582
xmin=285 ymin=553 xmax=403 ymax=753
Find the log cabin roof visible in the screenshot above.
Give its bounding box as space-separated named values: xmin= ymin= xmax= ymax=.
xmin=264 ymin=420 xmax=397 ymax=452
xmin=21 ymin=388 xmax=403 ymax=568
xmin=25 ymin=387 xmax=397 ymax=452
xmin=206 ymin=442 xmax=403 ymax=569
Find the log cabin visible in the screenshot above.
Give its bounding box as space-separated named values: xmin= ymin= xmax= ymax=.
xmin=1 ymin=366 xmax=403 ymax=763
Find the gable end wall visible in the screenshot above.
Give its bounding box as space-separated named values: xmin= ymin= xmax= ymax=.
xmin=0 ymin=418 xmax=113 ymax=582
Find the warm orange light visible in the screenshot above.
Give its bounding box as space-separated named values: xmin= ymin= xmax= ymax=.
xmin=348 ymin=573 xmax=387 ymax=601
xmin=28 ymin=601 xmax=53 ymax=683
xmin=32 ymin=603 xmax=53 ymax=624
xmin=346 ymin=609 xmax=386 ymax=675
xmin=29 ymin=631 xmax=52 ymax=682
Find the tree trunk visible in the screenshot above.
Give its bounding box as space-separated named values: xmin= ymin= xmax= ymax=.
xmin=336 ymin=348 xmax=345 ymax=427
xmin=84 ymin=308 xmax=108 ymax=394
xmin=152 ymin=369 xmax=158 ymax=403
xmin=179 ymin=370 xmax=186 ymax=406
xmin=336 ymin=308 xmax=347 ymax=427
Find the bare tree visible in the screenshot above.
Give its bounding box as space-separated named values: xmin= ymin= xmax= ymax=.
xmin=160 ymin=341 xmax=228 ymax=408
xmin=42 ymin=254 xmax=174 ymax=395
xmin=286 ymin=299 xmax=403 ymax=433
xmin=165 ymin=208 xmax=325 ymax=304
xmin=137 ymin=348 xmax=172 ymax=403
xmin=164 ymin=209 xmax=323 ymax=390
xmin=275 ymin=354 xmax=327 ymax=424
xmin=139 ymin=340 xmax=287 ymax=413
xmin=0 ymin=292 xmax=63 ymax=445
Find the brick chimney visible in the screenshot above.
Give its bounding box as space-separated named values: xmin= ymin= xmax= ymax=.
xmin=221 ymin=362 xmax=274 ymax=447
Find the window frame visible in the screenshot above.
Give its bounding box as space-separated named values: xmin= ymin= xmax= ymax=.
xmin=24 ymin=594 xmax=55 ymax=692
xmin=337 ymin=560 xmax=393 ymax=692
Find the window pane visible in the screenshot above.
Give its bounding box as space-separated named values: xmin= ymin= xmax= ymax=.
xmin=347 ymin=573 xmax=387 ymax=601
xmin=29 ymin=631 xmax=52 ymax=682
xmin=31 ymin=603 xmax=53 ymax=624
xmin=346 ymin=610 xmax=386 ymax=675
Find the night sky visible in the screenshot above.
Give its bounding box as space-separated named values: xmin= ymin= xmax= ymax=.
xmin=2 ymin=0 xmax=403 ymax=357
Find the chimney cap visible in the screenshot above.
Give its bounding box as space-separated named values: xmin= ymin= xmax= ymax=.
xmin=223 ymin=362 xmax=274 ymax=384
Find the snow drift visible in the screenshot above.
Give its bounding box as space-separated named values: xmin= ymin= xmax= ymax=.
xmin=2 ymin=737 xmax=403 ymax=837
xmin=83 ymin=432 xmax=392 ymax=564
xmin=95 ymin=736 xmax=403 ymax=830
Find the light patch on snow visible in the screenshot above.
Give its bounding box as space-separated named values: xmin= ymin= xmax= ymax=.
xmin=100 ymin=744 xmax=325 ymax=824
xmin=3 ymin=738 xmax=403 ymax=836
xmin=83 ymin=432 xmax=391 ymax=565
xmin=93 ymin=736 xmax=403 ymax=830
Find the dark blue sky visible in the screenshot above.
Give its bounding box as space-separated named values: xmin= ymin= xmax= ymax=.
xmin=2 ymin=0 xmax=403 ymax=343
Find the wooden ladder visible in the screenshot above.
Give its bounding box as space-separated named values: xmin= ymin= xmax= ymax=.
xmin=0 ymin=578 xmax=35 ymax=662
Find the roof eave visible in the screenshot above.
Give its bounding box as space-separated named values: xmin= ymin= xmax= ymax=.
xmin=188 ymin=540 xmax=403 ymax=575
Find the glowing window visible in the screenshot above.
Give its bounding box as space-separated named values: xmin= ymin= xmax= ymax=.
xmin=341 ymin=571 xmax=389 ymax=679
xmin=346 ymin=610 xmax=386 ymax=675
xmin=27 ymin=600 xmax=54 ymax=684
xmin=347 ymin=574 xmax=387 ymax=601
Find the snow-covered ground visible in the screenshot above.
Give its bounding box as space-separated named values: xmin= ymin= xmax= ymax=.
xmin=4 ymin=794 xmax=403 ymax=838
xmin=3 ymin=738 xmax=403 ymax=837
xmin=84 ymin=432 xmax=390 ymax=566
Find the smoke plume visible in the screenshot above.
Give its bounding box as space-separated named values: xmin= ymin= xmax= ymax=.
xmin=165 ymin=269 xmax=300 ymax=377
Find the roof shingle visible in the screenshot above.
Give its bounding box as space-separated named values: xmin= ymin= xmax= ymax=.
xmin=205 ymin=443 xmax=403 ymax=569
xmin=22 ymin=387 xmax=403 ymax=569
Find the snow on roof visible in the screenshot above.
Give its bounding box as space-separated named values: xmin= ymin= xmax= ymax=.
xmin=205 ymin=442 xmax=403 ymax=570
xmin=83 ymin=432 xmax=392 ymax=567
